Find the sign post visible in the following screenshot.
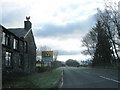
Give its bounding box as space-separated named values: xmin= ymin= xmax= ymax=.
xmin=41 ymin=51 xmax=53 ymax=71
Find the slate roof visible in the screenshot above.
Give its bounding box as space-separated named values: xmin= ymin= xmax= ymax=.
xmin=8 ymin=28 xmax=29 ymax=38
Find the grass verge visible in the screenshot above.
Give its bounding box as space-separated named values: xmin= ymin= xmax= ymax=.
xmin=3 ymin=67 xmax=62 ymax=88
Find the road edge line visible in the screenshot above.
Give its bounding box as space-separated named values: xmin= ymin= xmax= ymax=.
xmin=99 ymin=76 xmax=120 ymax=83
xmin=59 ymin=68 xmax=64 ymax=88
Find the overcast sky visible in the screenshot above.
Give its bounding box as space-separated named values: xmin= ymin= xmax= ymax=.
xmin=1 ymin=0 xmax=119 ymax=62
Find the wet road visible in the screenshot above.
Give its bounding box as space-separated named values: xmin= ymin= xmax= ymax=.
xmin=61 ymin=66 xmax=120 ymax=88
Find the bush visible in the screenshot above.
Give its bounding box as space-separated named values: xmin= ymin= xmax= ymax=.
xmin=66 ymin=59 xmax=79 ymax=67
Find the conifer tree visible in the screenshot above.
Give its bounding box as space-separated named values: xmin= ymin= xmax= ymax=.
xmin=92 ymin=20 xmax=112 ymax=66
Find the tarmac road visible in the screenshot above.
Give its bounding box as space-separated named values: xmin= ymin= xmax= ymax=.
xmin=61 ymin=66 xmax=120 ymax=88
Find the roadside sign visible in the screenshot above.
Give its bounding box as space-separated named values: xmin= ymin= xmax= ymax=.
xmin=41 ymin=51 xmax=53 ymax=62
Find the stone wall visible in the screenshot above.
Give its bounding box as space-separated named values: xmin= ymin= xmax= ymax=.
xmin=2 ymin=43 xmax=24 ymax=73
xmin=2 ymin=28 xmax=25 ymax=73
xmin=24 ymin=30 xmax=36 ymax=73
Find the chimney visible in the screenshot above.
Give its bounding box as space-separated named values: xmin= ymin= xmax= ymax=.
xmin=24 ymin=16 xmax=32 ymax=30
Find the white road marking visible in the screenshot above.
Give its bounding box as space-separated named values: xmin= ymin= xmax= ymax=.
xmin=99 ymin=76 xmax=120 ymax=83
xmin=59 ymin=70 xmax=63 ymax=88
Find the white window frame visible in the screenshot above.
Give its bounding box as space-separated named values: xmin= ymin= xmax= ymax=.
xmin=13 ymin=38 xmax=18 ymax=50
xmin=2 ymin=32 xmax=6 ymax=45
xmin=5 ymin=51 xmax=12 ymax=67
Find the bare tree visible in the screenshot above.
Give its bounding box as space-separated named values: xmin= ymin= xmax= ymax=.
xmin=53 ymin=50 xmax=58 ymax=61
xmin=96 ymin=5 xmax=120 ymax=63
xmin=82 ymin=28 xmax=97 ymax=59
xmin=104 ymin=1 xmax=120 ymax=37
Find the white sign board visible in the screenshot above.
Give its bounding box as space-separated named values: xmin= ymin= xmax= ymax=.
xmin=42 ymin=57 xmax=53 ymax=62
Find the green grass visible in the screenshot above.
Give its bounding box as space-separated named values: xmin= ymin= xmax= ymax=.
xmin=5 ymin=67 xmax=62 ymax=88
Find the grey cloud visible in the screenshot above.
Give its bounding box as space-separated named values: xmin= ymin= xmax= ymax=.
xmin=34 ymin=15 xmax=95 ymax=38
xmin=2 ymin=7 xmax=29 ymax=27
xmin=57 ymin=50 xmax=80 ymax=55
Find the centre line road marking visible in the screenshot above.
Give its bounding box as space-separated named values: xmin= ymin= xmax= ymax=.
xmin=99 ymin=76 xmax=120 ymax=83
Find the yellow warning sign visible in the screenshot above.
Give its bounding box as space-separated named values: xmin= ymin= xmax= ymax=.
xmin=42 ymin=51 xmax=53 ymax=57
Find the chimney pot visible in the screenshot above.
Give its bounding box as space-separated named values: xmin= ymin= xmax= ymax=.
xmin=24 ymin=16 xmax=32 ymax=30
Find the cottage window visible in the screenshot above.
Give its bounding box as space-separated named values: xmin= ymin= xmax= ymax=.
xmin=5 ymin=51 xmax=12 ymax=67
xmin=18 ymin=54 xmax=22 ymax=66
xmin=13 ymin=38 xmax=18 ymax=50
xmin=24 ymin=42 xmax=27 ymax=52
xmin=20 ymin=41 xmax=24 ymax=51
xmin=2 ymin=32 xmax=11 ymax=46
xmin=6 ymin=34 xmax=10 ymax=46
xmin=2 ymin=32 xmax=5 ymax=45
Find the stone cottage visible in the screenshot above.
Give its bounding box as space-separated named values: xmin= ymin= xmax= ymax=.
xmin=1 ymin=17 xmax=36 ymax=74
